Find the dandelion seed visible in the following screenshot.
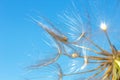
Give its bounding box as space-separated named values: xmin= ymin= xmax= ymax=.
xmin=31 ymin=17 xmax=68 ymax=43
xmin=100 ymin=22 xmax=118 ymax=55
xmin=28 ymin=54 xmax=60 ymax=69
xmin=25 ymin=63 xmax=64 ymax=80
xmin=71 ymin=53 xmax=79 ymax=58
xmin=58 ymin=7 xmax=87 ymax=44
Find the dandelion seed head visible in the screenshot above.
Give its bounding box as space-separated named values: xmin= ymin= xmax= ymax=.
xmin=115 ymin=59 xmax=120 ymax=68
xmin=100 ymin=22 xmax=107 ymax=31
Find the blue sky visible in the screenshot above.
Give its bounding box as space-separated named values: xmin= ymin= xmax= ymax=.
xmin=0 ymin=0 xmax=120 ymax=80
xmin=0 ymin=0 xmax=71 ymax=80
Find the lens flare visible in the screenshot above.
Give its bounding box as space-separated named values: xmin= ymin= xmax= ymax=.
xmin=100 ymin=22 xmax=107 ymax=31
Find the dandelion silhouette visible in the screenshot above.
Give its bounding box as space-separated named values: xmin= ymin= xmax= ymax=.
xmin=26 ymin=0 xmax=120 ymax=80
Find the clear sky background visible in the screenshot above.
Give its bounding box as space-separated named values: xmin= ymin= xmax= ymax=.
xmin=0 ymin=0 xmax=120 ymax=80
xmin=0 ymin=0 xmax=71 ymax=80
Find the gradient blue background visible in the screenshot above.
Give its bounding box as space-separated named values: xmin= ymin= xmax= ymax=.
xmin=0 ymin=0 xmax=71 ymax=80
xmin=0 ymin=0 xmax=120 ymax=80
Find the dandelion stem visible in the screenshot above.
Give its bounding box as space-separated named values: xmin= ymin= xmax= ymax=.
xmin=74 ymin=45 xmax=98 ymax=53
xmin=86 ymin=56 xmax=111 ymax=60
xmin=84 ymin=36 xmax=105 ymax=52
xmin=104 ymin=31 xmax=117 ymax=54
xmin=74 ymin=45 xmax=108 ymax=56
xmin=104 ymin=31 xmax=112 ymax=48
xmin=63 ymin=63 xmax=106 ymax=76
xmin=86 ymin=65 xmax=106 ymax=80
xmin=102 ymin=64 xmax=112 ymax=80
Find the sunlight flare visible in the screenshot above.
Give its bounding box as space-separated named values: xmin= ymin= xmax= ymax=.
xmin=100 ymin=22 xmax=107 ymax=31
